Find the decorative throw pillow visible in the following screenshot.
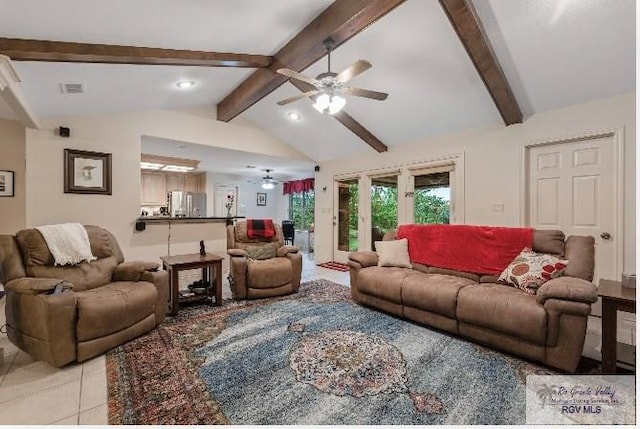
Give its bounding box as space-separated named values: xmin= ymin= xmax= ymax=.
xmin=498 ymin=248 xmax=568 ymax=294
xmin=375 ymin=238 xmax=412 ymax=269
xmin=246 ymin=245 xmax=277 ymax=260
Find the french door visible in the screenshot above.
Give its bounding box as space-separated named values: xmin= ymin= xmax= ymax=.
xmin=333 ymin=178 xmax=359 ymax=263
xmin=332 ymin=156 xmax=463 ymax=261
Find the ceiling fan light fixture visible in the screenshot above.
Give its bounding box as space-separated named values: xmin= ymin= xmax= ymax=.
xmin=312 ymin=93 xmax=346 ymax=114
xmin=328 ymin=95 xmax=346 ymax=115
xmin=261 ymin=179 xmax=275 ymax=190
xmin=312 ymin=93 xmax=331 ymax=113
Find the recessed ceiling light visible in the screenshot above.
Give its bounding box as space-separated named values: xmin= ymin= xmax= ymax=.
xmin=287 ymin=112 xmax=301 ymax=121
xmin=176 ymin=80 xmax=195 ymax=89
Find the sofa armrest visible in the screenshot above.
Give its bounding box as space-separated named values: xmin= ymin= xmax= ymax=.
xmin=4 ymin=277 xmax=73 ymax=295
xmin=4 ymin=282 xmax=78 ymax=367
xmin=348 ymin=251 xmax=378 ymax=268
xmin=229 ymin=256 xmax=248 ymax=299
xmin=228 ymin=249 xmax=249 ymax=258
xmin=536 ymin=277 xmax=598 ymax=304
xmin=277 ymin=245 xmax=299 ymax=257
xmin=113 ymin=261 xmax=160 ymax=282
xmin=140 ymin=270 xmax=169 ymax=324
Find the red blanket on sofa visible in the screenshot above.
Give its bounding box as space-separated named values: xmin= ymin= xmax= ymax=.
xmin=396 ymin=224 xmax=534 ymax=275
xmin=246 ymin=219 xmax=276 ymax=239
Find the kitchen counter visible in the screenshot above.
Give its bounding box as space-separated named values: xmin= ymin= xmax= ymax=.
xmin=136 ymin=216 xmax=245 ymax=225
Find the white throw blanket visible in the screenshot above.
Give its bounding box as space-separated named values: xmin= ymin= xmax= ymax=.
xmin=35 ymin=223 xmax=96 ymax=266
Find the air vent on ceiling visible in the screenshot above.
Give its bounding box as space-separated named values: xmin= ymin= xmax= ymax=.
xmin=59 ymin=83 xmax=85 ymax=94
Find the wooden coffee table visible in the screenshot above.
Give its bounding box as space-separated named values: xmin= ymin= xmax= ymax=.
xmin=160 ymin=253 xmax=223 ymax=315
xmin=598 ymin=279 xmax=636 ymax=373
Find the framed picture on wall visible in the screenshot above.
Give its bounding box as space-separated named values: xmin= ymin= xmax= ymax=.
xmin=0 ymin=170 xmax=15 ymax=197
xmin=64 ymin=149 xmax=112 ymax=195
xmin=257 ymin=192 xmax=267 ymax=206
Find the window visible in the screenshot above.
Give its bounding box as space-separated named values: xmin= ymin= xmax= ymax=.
xmin=411 ymin=165 xmax=453 ymax=224
xmin=289 ymin=190 xmax=315 ymax=230
xmin=370 ymin=174 xmax=398 ymax=248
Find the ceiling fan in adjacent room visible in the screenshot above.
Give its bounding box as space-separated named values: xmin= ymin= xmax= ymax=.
xmin=260 ymin=169 xmax=278 ymax=189
xmin=276 ymin=37 xmax=388 ymax=115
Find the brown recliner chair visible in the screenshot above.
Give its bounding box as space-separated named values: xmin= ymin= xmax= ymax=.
xmin=0 ymin=225 xmax=169 ymax=367
xmin=227 ymin=221 xmax=302 ymax=299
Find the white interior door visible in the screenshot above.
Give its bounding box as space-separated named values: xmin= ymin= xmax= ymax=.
xmin=526 ymin=133 xmax=632 ymax=354
xmin=527 ymin=136 xmax=618 ymax=283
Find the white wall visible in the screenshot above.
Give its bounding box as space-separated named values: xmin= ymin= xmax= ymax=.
xmin=205 ymin=171 xmax=285 ymax=222
xmin=314 ymin=93 xmax=636 ymax=275
xmin=0 ymin=119 xmax=26 ymax=234
xmin=24 ymin=108 xmax=311 ymax=262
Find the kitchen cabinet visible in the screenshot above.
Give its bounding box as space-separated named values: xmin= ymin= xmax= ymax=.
xmin=185 ymin=173 xmax=206 ymax=193
xmin=141 ymin=172 xmax=167 ymax=205
xmin=166 ymin=174 xmax=185 ymax=192
xmin=141 ymin=171 xmax=207 ymax=206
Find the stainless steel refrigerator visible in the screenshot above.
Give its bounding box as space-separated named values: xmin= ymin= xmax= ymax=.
xmin=167 ymin=191 xmax=207 ymax=217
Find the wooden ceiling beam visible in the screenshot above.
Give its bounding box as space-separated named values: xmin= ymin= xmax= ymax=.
xmin=332 ymin=110 xmax=388 ymax=153
xmin=0 ymin=38 xmax=272 ymax=68
xmin=289 ymin=80 xmax=388 ymax=153
xmin=216 ymin=0 xmax=406 ymax=122
xmin=438 ymin=0 xmax=522 ymax=125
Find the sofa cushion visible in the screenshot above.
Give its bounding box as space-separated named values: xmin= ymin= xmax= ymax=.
xmin=402 ymin=273 xmax=476 ymax=318
xmin=532 ymin=230 xmax=565 ymax=256
xmin=375 ymin=238 xmax=412 ymax=268
xmin=563 ymin=236 xmax=595 ymax=281
xmin=246 ymin=244 xmax=277 ymax=260
xmin=357 ymin=266 xmax=413 ymax=304
xmin=75 ymin=281 xmax=157 ymax=341
xmin=498 ymin=248 xmax=568 ymax=294
xmin=457 ymin=284 xmax=547 ymax=345
xmin=235 ymin=221 xmax=282 ymax=244
xmin=427 ymin=267 xmax=480 ymax=282
xmin=247 ymin=257 xmax=292 ymax=288
xmin=84 ymin=225 xmax=115 ymax=259
xmin=28 ymin=256 xmax=118 ymax=292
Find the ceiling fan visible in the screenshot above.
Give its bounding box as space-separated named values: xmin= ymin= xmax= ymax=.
xmin=276 ymin=37 xmax=388 ymax=115
xmin=260 ymin=169 xmax=278 ymax=190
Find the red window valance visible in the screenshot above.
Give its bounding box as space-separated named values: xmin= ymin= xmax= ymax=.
xmin=283 ymin=178 xmax=314 ymax=195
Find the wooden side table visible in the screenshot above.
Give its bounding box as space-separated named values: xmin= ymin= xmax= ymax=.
xmin=598 ymin=279 xmax=636 ymax=373
xmin=160 ymin=253 xmax=223 ymax=315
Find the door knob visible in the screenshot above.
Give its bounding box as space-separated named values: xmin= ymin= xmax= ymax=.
xmin=600 ymin=232 xmax=611 ymax=240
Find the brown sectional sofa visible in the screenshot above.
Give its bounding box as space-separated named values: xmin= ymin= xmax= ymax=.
xmin=0 ymin=225 xmax=169 ymax=367
xmin=348 ymin=229 xmax=598 ymax=372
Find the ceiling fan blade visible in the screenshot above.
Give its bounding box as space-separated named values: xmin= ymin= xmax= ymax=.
xmin=343 ymin=86 xmax=388 ymax=101
xmin=276 ymin=91 xmax=320 ymax=105
xmin=276 ymin=68 xmax=319 ymax=86
xmin=335 ymin=60 xmax=372 ymax=83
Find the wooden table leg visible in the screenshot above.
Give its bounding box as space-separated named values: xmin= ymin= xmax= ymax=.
xmin=601 ymin=298 xmax=617 ymax=373
xmin=170 ymin=267 xmax=180 ymax=316
xmin=214 ymin=261 xmax=222 ymax=306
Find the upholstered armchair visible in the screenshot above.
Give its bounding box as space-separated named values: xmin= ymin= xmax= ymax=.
xmin=0 ymin=225 xmax=169 ymax=367
xmin=227 ymin=221 xmax=302 ymax=299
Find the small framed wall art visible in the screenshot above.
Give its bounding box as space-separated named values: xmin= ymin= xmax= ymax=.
xmin=0 ymin=170 xmax=15 ymax=197
xmin=257 ymin=192 xmax=267 ymax=206
xmin=64 ymin=149 xmax=112 ymax=195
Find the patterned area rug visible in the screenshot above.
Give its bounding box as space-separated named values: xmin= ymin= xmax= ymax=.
xmin=107 ymin=279 xmax=557 ymax=425
xmin=316 ymin=261 xmax=350 ymax=271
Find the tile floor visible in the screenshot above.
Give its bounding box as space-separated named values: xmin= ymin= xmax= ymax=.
xmin=0 ymin=251 xmax=348 ymax=425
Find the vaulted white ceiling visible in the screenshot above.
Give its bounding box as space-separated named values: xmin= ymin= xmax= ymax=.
xmin=0 ymin=0 xmax=635 ymax=164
